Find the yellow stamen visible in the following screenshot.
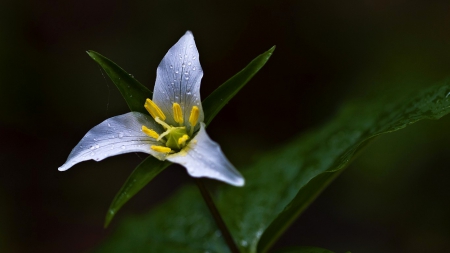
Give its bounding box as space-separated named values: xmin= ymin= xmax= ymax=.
xmin=189 ymin=106 xmax=199 ymax=127
xmin=172 ymin=103 xmax=183 ymax=124
xmin=151 ymin=145 xmax=171 ymax=153
xmin=178 ymin=134 xmax=189 ymax=145
xmin=155 ymin=117 xmax=171 ymax=130
xmin=142 ymin=126 xmax=159 ymax=139
xmin=144 ymin=99 xmax=166 ymax=120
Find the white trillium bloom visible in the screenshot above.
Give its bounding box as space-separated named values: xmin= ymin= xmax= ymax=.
xmin=59 ymin=31 xmax=244 ymax=187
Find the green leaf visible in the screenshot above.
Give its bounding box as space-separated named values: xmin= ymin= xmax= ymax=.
xmin=273 ymin=246 xmax=335 ymax=253
xmin=92 ymin=47 xmax=275 ymax=227
xmin=95 ymin=81 xmax=450 ymax=253
xmin=87 ymin=51 xmax=152 ymax=114
xmin=104 ymin=157 xmax=171 ymax=228
xmin=202 ymin=46 xmax=275 ymax=126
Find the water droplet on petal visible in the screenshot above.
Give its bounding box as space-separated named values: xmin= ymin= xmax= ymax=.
xmin=107 ymin=123 xmax=111 ymax=127
xmin=182 ymin=64 xmax=185 ymax=68
xmin=192 ymin=67 xmax=196 ymax=70
xmin=118 ymin=132 xmax=124 ymax=138
xmin=188 ymin=62 xmax=191 ymax=65
xmin=121 ymin=145 xmax=125 ymax=149
xmin=175 ymin=70 xmax=179 ymax=74
xmin=184 ymin=71 xmax=188 ymax=75
xmin=185 ymin=77 xmax=189 ymax=80
xmin=189 ymin=44 xmax=193 ymax=48
xmin=95 ymin=144 xmax=99 ymax=149
xmin=90 ymin=146 xmax=95 ymax=150
xmin=129 ymin=74 xmax=134 ymax=78
xmin=192 ymin=56 xmax=196 ymax=60
xmin=170 ymin=65 xmax=173 ymax=69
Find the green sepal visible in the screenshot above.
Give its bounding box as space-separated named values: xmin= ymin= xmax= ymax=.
xmin=104 ymin=156 xmax=171 ymax=228
xmin=86 ymin=51 xmax=152 ymax=115
xmin=203 ymin=46 xmax=276 ymax=126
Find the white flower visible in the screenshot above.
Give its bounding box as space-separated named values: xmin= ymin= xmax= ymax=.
xmin=58 ymin=31 xmax=244 ymax=186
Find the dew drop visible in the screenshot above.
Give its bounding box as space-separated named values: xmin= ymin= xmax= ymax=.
xmin=107 ymin=123 xmax=111 ymax=127
xmin=171 ymin=82 xmax=174 ymax=85
xmin=188 ymin=62 xmax=191 ymax=65
xmin=189 ymin=44 xmax=193 ymax=48
xmin=184 ymin=71 xmax=189 ymax=75
xmin=121 ymin=145 xmax=125 ymax=149
xmin=90 ymin=152 xmax=95 ymax=156
xmin=95 ymin=144 xmax=99 ymax=149
xmin=118 ymin=132 xmax=124 ymax=138
xmin=129 ymin=74 xmax=134 ymax=78
xmin=175 ymin=70 xmax=179 ymax=74
xmin=192 ymin=56 xmax=196 ymax=60
xmin=90 ymin=146 xmax=95 ymax=150
xmin=184 ymin=54 xmax=188 ymax=57
xmin=185 ymin=77 xmax=189 ymax=80
xmin=187 ymin=92 xmax=191 ymax=95
xmin=170 ymin=65 xmax=173 ymax=69
xmin=192 ymin=67 xmax=196 ymax=70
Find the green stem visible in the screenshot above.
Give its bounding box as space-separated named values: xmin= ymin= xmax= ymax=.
xmin=194 ymin=178 xmax=240 ymax=253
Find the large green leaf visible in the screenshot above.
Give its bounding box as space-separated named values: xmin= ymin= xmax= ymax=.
xmin=94 ymin=81 xmax=450 ymax=253
xmin=89 ymin=47 xmax=275 ymax=227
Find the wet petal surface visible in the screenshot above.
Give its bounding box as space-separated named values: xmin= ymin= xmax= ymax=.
xmin=153 ymin=31 xmax=204 ymax=132
xmin=59 ymin=112 xmax=165 ymax=171
xmin=167 ymin=123 xmax=244 ymax=186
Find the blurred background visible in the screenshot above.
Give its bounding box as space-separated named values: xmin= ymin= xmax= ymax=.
xmin=1 ymin=0 xmax=450 ymax=252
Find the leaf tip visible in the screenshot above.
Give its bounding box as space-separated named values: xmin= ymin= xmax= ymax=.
xmin=104 ymin=209 xmax=115 ymax=228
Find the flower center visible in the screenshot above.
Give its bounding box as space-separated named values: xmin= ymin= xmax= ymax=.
xmin=142 ymin=98 xmax=199 ymax=153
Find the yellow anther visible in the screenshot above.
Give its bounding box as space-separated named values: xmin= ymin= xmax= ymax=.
xmin=151 ymin=145 xmax=171 ymax=153
xmin=142 ymin=126 xmax=159 ymax=139
xmin=172 ymin=103 xmax=184 ymax=124
xmin=178 ymin=134 xmax=189 ymax=145
xmin=189 ymin=106 xmax=199 ymax=127
xmin=144 ymin=99 xmax=166 ymax=121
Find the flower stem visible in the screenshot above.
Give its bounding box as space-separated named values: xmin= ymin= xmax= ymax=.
xmin=194 ymin=178 xmax=240 ymax=253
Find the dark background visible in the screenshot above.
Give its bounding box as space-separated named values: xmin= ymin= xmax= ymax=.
xmin=1 ymin=0 xmax=450 ymax=252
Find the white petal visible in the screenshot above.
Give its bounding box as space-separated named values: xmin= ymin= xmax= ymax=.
xmin=153 ymin=31 xmax=204 ymax=131
xmin=167 ymin=123 xmax=244 ymax=186
xmin=59 ymin=112 xmax=166 ymax=171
